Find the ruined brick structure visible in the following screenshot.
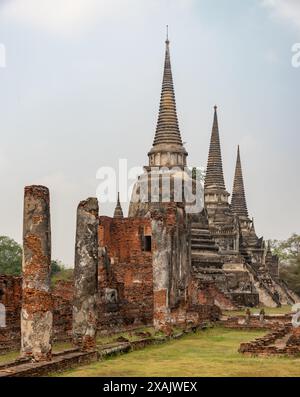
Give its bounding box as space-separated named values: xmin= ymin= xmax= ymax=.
xmin=93 ymin=36 xmax=299 ymax=336
xmin=0 ymin=276 xmax=22 ymax=353
xmin=0 ymin=35 xmax=299 ymax=360
xmin=120 ymin=35 xmax=296 ymax=314
xmin=98 ymin=37 xmax=220 ymax=330
xmin=239 ymin=323 xmax=300 ymax=356
xmin=0 ymin=276 xmax=73 ymax=353
xmin=98 ymin=216 xmax=153 ymax=329
xmin=98 ymin=202 xmax=210 ymax=331
xmin=203 ymin=109 xmax=297 ymax=307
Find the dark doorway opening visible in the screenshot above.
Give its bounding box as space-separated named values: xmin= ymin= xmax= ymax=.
xmin=144 ymin=236 xmax=152 ymax=252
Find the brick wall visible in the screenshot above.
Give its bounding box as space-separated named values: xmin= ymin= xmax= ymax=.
xmin=238 ymin=324 xmax=300 ymax=356
xmin=0 ymin=275 xmax=22 ymax=352
xmin=52 ymin=280 xmax=73 ymax=341
xmin=0 ymin=276 xmax=74 ymax=353
xmin=221 ymin=313 xmax=291 ymax=330
xmin=98 ymin=216 xmax=154 ymax=329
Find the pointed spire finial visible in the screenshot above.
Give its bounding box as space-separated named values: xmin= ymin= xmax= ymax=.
xmin=148 ymin=28 xmax=187 ymax=167
xmin=231 ymin=145 xmax=249 ymax=218
xmin=113 ymin=191 xmax=124 ymax=219
xmin=204 ymin=105 xmax=226 ymax=190
xmin=166 ymin=25 xmax=169 ymax=44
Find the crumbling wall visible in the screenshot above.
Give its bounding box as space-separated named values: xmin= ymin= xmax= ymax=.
xmin=98 ymin=216 xmax=154 ymax=330
xmin=190 ymin=265 xmax=259 ymax=310
xmin=52 ymin=280 xmax=73 ymax=342
xmin=188 ymin=278 xmax=237 ymax=311
xmin=238 ymin=324 xmax=300 ymax=356
xmin=0 ymin=276 xmax=22 ymax=352
xmin=221 ymin=313 xmax=291 ymax=330
xmin=229 ymin=292 xmax=259 ymax=307
xmin=99 ymin=203 xmax=192 ymax=332
xmin=0 ymin=276 xmax=73 ymax=354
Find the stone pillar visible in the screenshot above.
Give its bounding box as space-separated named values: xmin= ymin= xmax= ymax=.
xmin=73 ymin=198 xmax=99 ymax=351
xmin=21 ymin=185 xmax=52 ymax=361
xmin=151 ymin=217 xmax=171 ymax=332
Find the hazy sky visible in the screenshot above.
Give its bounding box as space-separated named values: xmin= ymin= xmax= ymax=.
xmin=0 ymin=0 xmax=299 ymax=266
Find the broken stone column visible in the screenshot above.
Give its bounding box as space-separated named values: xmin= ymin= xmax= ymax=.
xmin=151 ymin=215 xmax=171 ymax=332
xmin=73 ymin=198 xmax=99 ymax=351
xmin=21 ymin=185 xmax=53 ymax=361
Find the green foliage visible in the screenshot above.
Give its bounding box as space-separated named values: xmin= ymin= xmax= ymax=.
xmin=51 ymin=260 xmax=73 ymax=285
xmin=280 ymin=260 xmax=300 ymax=296
xmin=270 ymin=234 xmax=300 ymax=263
xmin=51 ymin=266 xmax=73 ymax=286
xmin=0 ymin=235 xmax=68 ymax=279
xmin=0 ymin=236 xmax=22 ymax=275
xmin=270 ymin=234 xmax=300 ymax=295
xmin=51 ymin=260 xmax=64 ymax=277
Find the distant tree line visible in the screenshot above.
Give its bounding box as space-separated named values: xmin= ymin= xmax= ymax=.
xmin=270 ymin=233 xmax=300 ymax=295
xmin=0 ymin=235 xmax=69 ymax=280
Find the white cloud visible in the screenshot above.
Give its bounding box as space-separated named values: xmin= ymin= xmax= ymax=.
xmin=1 ymin=0 xmax=144 ymax=36
xmin=261 ymin=0 xmax=300 ymax=32
xmin=1 ymin=0 xmax=196 ymax=36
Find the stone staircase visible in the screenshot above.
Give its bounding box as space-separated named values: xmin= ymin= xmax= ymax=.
xmin=190 ymin=222 xmax=223 ymax=269
xmin=244 ymin=262 xmax=282 ymax=307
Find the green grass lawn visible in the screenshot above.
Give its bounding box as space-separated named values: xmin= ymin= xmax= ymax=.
xmin=0 ymin=350 xmax=19 ymax=364
xmin=0 ymin=341 xmax=72 ymax=365
xmin=57 ymin=327 xmax=300 ymax=377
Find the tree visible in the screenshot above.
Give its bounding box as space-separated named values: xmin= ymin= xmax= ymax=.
xmin=49 ymin=259 xmax=73 ymax=285
xmin=0 ymin=236 xmax=22 ymax=275
xmin=51 ymin=267 xmax=73 ymax=286
xmin=280 ymin=259 xmax=300 ymax=296
xmin=270 ymin=234 xmax=300 ymax=263
xmin=0 ymin=235 xmax=66 ymax=277
xmin=51 ymin=260 xmax=63 ymax=277
xmin=270 ymin=234 xmax=300 ymax=295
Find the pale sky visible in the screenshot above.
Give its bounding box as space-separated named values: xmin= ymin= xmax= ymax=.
xmin=0 ymin=0 xmax=299 ymax=266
